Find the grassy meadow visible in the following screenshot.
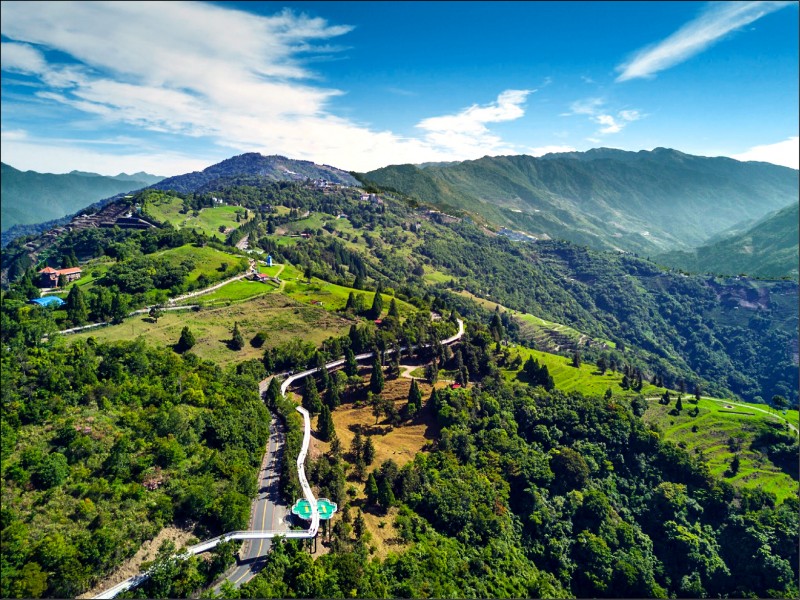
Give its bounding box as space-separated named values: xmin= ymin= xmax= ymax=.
xmin=66 ymin=293 xmax=354 ymax=368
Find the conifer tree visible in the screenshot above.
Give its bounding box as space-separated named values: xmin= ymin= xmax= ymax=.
xmin=388 ymin=297 xmax=399 ymax=318
xmin=178 ymin=326 xmax=195 ymax=352
xmin=377 ymin=476 xmax=395 ymax=510
xmin=314 ymin=351 xmax=329 ymax=390
xmin=363 ymin=436 xmax=376 ymax=465
xmin=317 ymin=405 xmax=335 ymax=442
xmin=231 ymin=321 xmax=245 ymax=350
xmin=370 ymin=355 xmax=384 ymax=394
xmin=408 ymin=379 xmax=423 ymax=412
xmin=351 ymin=428 xmax=363 ymax=462
xmin=325 ymin=384 xmax=341 ymax=410
xmin=303 ymin=378 xmax=322 ymax=415
xmin=366 ymin=473 xmax=379 ymax=505
xmin=344 ymin=347 xmax=358 ymax=377
xmin=66 ymin=283 xmax=88 ymax=326
xmin=368 ymin=285 xmax=384 ymax=319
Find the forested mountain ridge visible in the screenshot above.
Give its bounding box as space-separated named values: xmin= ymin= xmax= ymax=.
xmin=361 ymin=148 xmax=798 ymax=255
xmin=656 ymin=201 xmax=799 ymax=280
xmin=0 ymin=163 xmax=163 ymax=233
xmin=151 ymin=153 xmax=359 ymax=194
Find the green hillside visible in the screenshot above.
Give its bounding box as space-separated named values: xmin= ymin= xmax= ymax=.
xmin=656 ymin=202 xmax=799 ymax=280
xmin=2 ymin=156 xmax=798 ymax=600
xmin=0 ymin=163 xmax=162 ymax=232
xmin=362 ymin=148 xmax=798 ymax=255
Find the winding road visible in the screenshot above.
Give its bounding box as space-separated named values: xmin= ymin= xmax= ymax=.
xmin=92 ymin=317 xmax=463 ymax=598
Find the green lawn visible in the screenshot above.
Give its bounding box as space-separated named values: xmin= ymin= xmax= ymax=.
xmin=65 ymin=293 xmax=354 ymax=368
xmin=153 ymin=244 xmax=248 ymax=285
xmin=282 ymin=275 xmax=416 ymax=317
xmin=644 ymin=397 xmax=798 ymax=502
xmin=192 ymin=279 xmax=278 ymax=305
xmin=502 ymin=343 xmax=798 ymax=503
xmin=145 ymin=193 xmax=252 ymax=237
xmin=501 ymin=345 xmax=661 ymax=399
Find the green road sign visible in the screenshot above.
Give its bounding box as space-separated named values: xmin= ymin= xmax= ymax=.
xmin=291 ymin=497 xmax=338 ymax=521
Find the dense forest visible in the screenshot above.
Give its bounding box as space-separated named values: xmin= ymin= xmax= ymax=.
xmin=1 ymin=170 xmax=797 ymax=598
xmin=221 ymin=322 xmax=798 ymax=599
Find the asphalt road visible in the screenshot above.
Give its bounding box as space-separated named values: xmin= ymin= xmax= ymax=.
xmin=223 ymin=416 xmax=292 ymax=588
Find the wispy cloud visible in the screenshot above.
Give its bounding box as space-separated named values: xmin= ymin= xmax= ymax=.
xmin=415 ymin=90 xmax=533 ymax=156
xmin=562 ymin=98 xmax=643 ymax=135
xmin=561 ymin=97 xmax=604 ymax=116
xmin=0 ymin=1 xmax=534 ymax=173
xmin=616 ymin=1 xmax=793 ymax=82
xmin=731 ymin=136 xmax=799 ymax=169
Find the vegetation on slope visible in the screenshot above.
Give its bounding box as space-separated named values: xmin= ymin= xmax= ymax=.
xmin=656 ymin=201 xmax=799 ymax=280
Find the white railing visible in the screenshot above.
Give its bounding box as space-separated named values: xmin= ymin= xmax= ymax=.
xmin=93 ymin=318 xmax=463 ymax=598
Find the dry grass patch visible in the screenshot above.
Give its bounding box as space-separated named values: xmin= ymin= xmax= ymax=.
xmin=78 ymin=526 xmax=198 ymax=599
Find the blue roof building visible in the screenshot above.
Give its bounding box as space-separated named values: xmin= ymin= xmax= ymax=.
xmin=30 ymin=296 xmax=65 ymax=308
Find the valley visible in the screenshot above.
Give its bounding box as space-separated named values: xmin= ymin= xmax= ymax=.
xmin=1 ymin=151 xmax=797 ymax=600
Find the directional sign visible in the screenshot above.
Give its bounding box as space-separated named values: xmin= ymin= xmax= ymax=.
xmin=291 ymin=497 xmax=338 ymax=521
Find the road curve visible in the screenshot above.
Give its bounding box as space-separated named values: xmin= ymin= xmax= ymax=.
xmin=93 ymin=318 xmax=463 ymax=599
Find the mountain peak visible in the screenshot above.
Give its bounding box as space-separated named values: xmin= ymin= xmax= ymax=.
xmin=150 ymin=153 xmax=359 ymax=194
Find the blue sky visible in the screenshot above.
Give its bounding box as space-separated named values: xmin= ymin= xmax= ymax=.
xmin=1 ymin=1 xmax=797 ymax=176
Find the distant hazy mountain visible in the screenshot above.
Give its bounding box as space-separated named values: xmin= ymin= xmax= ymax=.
xmin=150 ymin=152 xmax=359 ymax=194
xmin=1 ymin=163 xmax=163 ymax=232
xmin=656 ymin=202 xmax=799 ymax=280
xmin=68 ymin=169 xmax=164 ymax=185
xmin=362 ymin=148 xmax=798 ymax=255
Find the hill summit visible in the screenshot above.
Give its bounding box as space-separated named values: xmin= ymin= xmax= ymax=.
xmin=151 ymin=152 xmax=360 ymax=194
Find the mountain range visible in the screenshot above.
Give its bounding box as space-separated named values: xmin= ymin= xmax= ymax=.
xmin=361 ymin=148 xmax=798 ymax=256
xmin=1 ymin=163 xmax=163 ymax=232
xmin=3 ymin=149 xmax=797 ymax=279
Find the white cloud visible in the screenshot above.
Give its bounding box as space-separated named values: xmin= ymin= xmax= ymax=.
xmin=616 ymin=1 xmax=793 ymax=82
xmin=594 ymin=110 xmax=642 ymax=134
xmin=415 ymin=90 xmax=532 ymax=156
xmin=562 ymin=97 xmax=604 ymax=116
xmin=0 ymin=42 xmax=47 ymax=74
xmin=563 ymin=98 xmax=643 ymax=135
xmin=731 ymin=136 xmax=799 ymax=169
xmin=0 ymin=1 xmax=534 ymax=172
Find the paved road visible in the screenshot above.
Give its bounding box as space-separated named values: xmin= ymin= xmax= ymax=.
xmin=222 ymin=417 xmax=292 ymax=588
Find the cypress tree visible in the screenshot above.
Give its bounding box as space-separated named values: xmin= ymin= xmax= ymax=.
xmin=344 ymin=347 xmax=358 ymax=377
xmin=66 ymin=283 xmax=88 ymax=325
xmin=325 ymin=384 xmax=341 ymax=410
xmin=363 ymin=436 xmax=376 ymax=465
xmin=370 ymin=355 xmax=384 ymax=394
xmin=368 ymin=286 xmax=384 ymax=320
xmin=388 ymin=297 xmax=399 ymax=318
xmin=318 ymin=405 xmax=335 ymax=442
xmin=303 ymin=378 xmax=322 ymax=415
xmin=366 ymin=472 xmax=379 ymax=505
xmin=231 ymin=321 xmax=245 ymax=350
xmin=408 ymin=379 xmax=423 ymax=412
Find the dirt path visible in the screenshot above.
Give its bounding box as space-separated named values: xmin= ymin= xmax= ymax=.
xmin=78 ymin=526 xmax=197 ymax=599
xmin=399 ymin=364 xmax=418 ymax=379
